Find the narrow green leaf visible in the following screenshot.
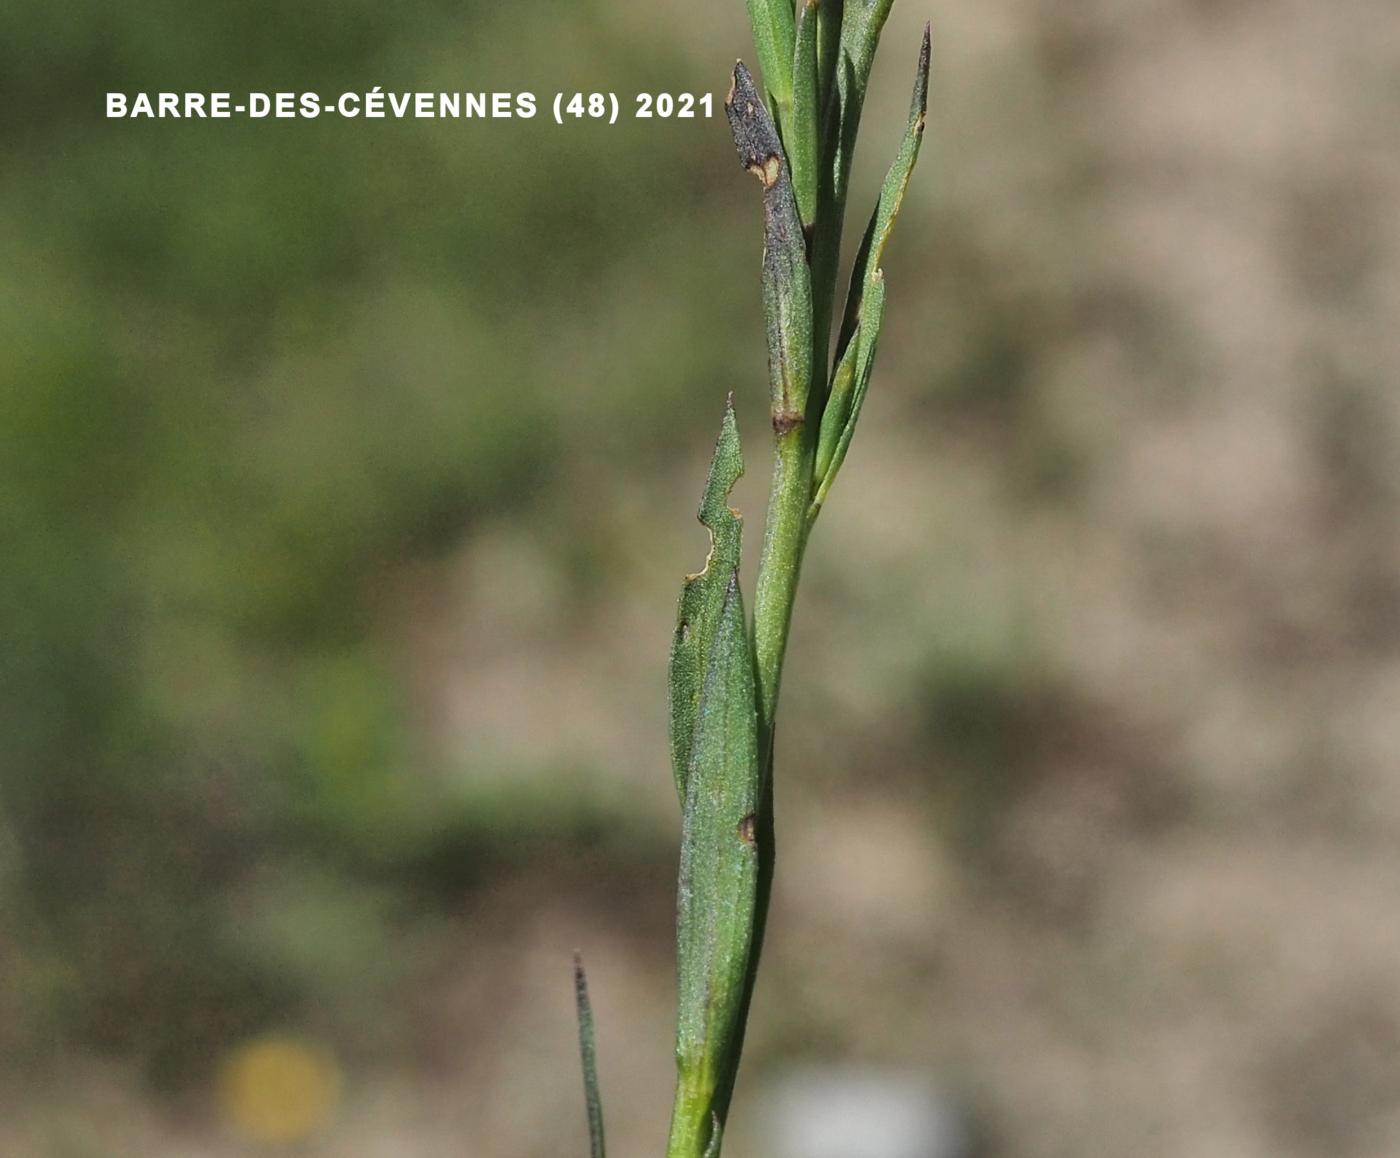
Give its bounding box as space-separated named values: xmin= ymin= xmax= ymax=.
xmin=668 ymin=573 xmax=760 ymax=1158
xmin=829 ymin=0 xmax=896 ymax=205
xmin=789 ymin=0 xmax=820 ymax=230
xmin=726 ymin=62 xmax=814 ymax=432
xmin=833 ymin=47 xmax=860 ymax=203
xmin=573 ymin=953 xmax=606 ymax=1158
xmin=836 ymin=25 xmax=930 ymax=354
xmin=745 ymin=0 xmax=796 ymax=130
xmin=813 ymin=317 xmax=861 ymax=483
xmin=810 ymin=28 xmax=929 ymax=520
xmin=810 ymin=271 xmax=885 ymax=518
xmin=839 ymin=0 xmax=896 ymax=79
xmin=801 ymin=46 xmax=858 ymax=422
xmin=816 ymin=0 xmax=843 ymax=124
xmin=668 ymin=400 xmax=744 ymax=806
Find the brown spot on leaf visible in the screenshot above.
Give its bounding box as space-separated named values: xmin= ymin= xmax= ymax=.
xmin=744 ymin=154 xmax=781 ymax=188
xmin=772 ymin=409 xmax=804 ymax=435
xmin=737 ymin=814 xmax=756 ymax=844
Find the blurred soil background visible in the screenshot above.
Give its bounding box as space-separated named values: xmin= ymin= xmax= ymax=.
xmin=4 ymin=1 xmax=1400 ymax=1155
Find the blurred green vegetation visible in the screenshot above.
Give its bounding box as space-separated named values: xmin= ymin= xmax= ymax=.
xmin=1 ymin=0 xmax=751 ymax=1088
xmin=9 ymin=2 xmax=1400 ymax=1155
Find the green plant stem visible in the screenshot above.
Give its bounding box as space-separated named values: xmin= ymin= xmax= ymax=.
xmin=753 ymin=425 xmax=815 ymax=736
xmin=650 ymin=14 xmax=928 ymax=1158
xmin=666 ymin=13 xmax=921 ymax=1149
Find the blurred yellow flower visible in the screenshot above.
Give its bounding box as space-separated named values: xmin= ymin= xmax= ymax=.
xmin=218 ymin=1035 xmax=341 ymax=1145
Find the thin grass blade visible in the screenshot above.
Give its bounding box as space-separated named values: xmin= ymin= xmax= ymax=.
xmin=573 ymin=954 xmax=606 ymax=1158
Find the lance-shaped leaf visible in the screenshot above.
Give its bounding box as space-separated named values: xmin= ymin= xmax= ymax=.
xmin=668 ymin=399 xmax=744 ymax=806
xmin=836 ymin=25 xmax=930 ymax=354
xmin=810 ymin=271 xmax=885 ymax=518
xmin=744 ymin=0 xmax=796 ymax=129
xmin=789 ymin=0 xmax=820 ymax=230
xmin=727 ymin=62 xmax=814 ymax=433
xmin=669 ymin=573 xmax=760 ymax=1158
xmin=573 ymin=954 xmax=606 ymax=1158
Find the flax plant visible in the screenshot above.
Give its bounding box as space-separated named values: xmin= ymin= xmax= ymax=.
xmin=575 ymin=5 xmax=930 ymax=1155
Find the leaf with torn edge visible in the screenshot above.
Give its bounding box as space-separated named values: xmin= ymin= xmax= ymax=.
xmin=668 ymin=399 xmax=744 ymax=805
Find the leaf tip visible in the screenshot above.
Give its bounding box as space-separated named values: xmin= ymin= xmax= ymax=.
xmin=725 ymin=62 xmax=784 ymax=183
xmin=912 ymin=26 xmax=931 ymax=128
xmin=573 ymin=953 xmax=606 ymax=1158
